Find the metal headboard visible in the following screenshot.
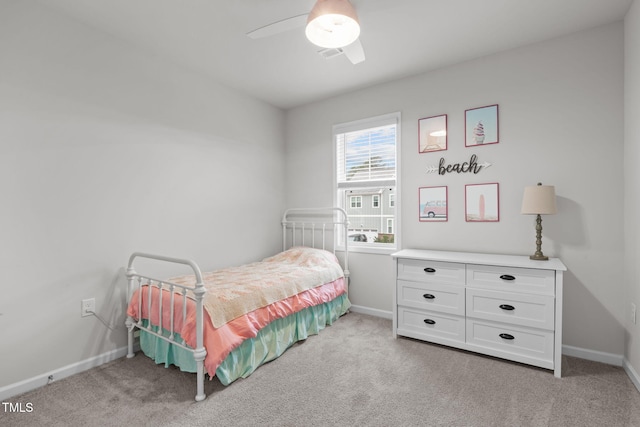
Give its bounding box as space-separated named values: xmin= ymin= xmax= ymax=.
xmin=281 ymin=207 xmax=349 ymax=280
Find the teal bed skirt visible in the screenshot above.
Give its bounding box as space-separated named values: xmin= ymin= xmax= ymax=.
xmin=139 ymin=293 xmax=351 ymax=385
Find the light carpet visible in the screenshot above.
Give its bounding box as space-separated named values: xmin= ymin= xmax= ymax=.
xmin=2 ymin=313 xmax=640 ymax=426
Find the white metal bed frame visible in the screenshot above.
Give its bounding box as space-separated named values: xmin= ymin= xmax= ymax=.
xmin=125 ymin=207 xmax=349 ymax=401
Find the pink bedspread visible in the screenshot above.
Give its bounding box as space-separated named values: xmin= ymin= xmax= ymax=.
xmin=168 ymin=247 xmax=345 ymax=328
xmin=127 ymin=277 xmax=346 ymax=377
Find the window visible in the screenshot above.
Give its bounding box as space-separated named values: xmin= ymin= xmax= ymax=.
xmin=334 ymin=112 xmax=400 ymax=251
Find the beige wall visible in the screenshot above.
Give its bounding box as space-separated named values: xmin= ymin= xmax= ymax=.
xmin=0 ymin=2 xmax=285 ymax=389
xmin=286 ymin=23 xmax=626 ymax=357
xmin=625 ymin=0 xmax=640 ymax=376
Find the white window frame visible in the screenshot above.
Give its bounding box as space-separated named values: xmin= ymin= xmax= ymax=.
xmin=350 ymin=195 xmax=362 ymax=208
xmin=372 ymin=195 xmax=380 ymax=208
xmin=333 ymin=112 xmax=401 ymax=254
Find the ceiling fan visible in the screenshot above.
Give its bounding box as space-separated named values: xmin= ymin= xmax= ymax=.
xmin=246 ymin=0 xmax=366 ymax=65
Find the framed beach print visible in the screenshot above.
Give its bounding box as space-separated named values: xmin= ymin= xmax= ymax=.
xmin=419 ymin=114 xmax=447 ymax=153
xmin=419 ymin=186 xmax=448 ymax=222
xmin=465 ymin=104 xmax=498 ymax=147
xmin=465 ymin=183 xmax=499 ymax=222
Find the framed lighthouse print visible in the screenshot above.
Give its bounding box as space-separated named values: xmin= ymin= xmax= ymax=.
xmin=465 ymin=182 xmax=499 ymax=222
xmin=465 ymin=104 xmax=498 ymax=147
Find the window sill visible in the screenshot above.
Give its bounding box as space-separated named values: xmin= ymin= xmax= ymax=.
xmin=336 ymin=245 xmax=397 ymax=256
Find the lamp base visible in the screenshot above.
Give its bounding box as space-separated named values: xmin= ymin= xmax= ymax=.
xmin=529 ymin=214 xmax=549 ymax=261
xmin=529 ymin=254 xmax=549 ymax=261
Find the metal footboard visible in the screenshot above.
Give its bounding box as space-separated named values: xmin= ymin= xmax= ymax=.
xmin=125 ymin=252 xmax=207 ymax=402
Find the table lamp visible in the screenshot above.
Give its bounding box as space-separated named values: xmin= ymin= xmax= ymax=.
xmin=521 ymin=182 xmax=557 ymax=260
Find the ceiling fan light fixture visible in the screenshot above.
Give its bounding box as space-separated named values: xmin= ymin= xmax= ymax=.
xmin=305 ymin=0 xmax=360 ymax=49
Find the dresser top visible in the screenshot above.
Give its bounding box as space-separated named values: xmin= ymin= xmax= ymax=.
xmin=391 ymin=249 xmax=567 ymax=271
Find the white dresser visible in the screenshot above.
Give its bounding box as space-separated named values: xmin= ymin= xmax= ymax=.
xmin=391 ymin=249 xmax=567 ymax=377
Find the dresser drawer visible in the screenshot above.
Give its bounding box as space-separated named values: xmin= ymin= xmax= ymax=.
xmin=397 ymin=259 xmax=465 ymax=285
xmin=466 ymin=288 xmax=555 ymax=330
xmin=397 ymin=280 xmax=465 ymax=316
xmin=466 ymin=319 xmax=554 ymax=367
xmin=467 ymin=264 xmax=555 ymax=295
xmin=397 ymin=307 xmax=465 ymax=344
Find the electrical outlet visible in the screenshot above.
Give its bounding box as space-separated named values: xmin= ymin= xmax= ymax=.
xmin=632 ymin=303 xmax=637 ymax=325
xmin=81 ymin=298 xmax=95 ymax=317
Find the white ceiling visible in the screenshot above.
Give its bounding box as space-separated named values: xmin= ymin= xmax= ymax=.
xmin=42 ymin=0 xmax=632 ymax=110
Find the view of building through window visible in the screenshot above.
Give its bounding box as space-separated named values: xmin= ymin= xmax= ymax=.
xmin=335 ymin=114 xmax=399 ymax=248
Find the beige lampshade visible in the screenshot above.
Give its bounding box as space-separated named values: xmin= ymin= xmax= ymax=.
xmin=521 ymin=183 xmax=557 ymax=215
xmin=306 ymin=0 xmax=360 ymax=49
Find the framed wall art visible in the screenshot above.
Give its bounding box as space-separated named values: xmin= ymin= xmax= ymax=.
xmin=419 ymin=114 xmax=447 ymax=153
xmin=419 ymin=186 xmax=448 ymax=222
xmin=465 ymin=104 xmax=498 ymax=147
xmin=465 ymin=182 xmax=499 ymax=222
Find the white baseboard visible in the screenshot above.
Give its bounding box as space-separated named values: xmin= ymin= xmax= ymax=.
xmin=352 ymin=309 xmax=639 ymax=390
xmin=350 ymin=307 xmax=638 ymax=386
xmin=0 ymin=345 xmax=134 ymax=401
xmin=562 ymin=344 xmax=624 ymax=366
xmin=349 ymin=304 xmax=393 ymax=320
xmin=3 ymin=319 xmax=638 ymax=400
xmin=624 ymin=359 xmax=640 ymax=394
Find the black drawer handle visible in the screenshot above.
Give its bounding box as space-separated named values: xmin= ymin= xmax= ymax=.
xmin=424 ymin=267 xmax=436 ymax=273
xmin=423 ymin=319 xmax=436 ymax=325
xmin=499 ymin=304 xmax=515 ymax=311
xmin=500 ymin=274 xmax=516 ymax=281
xmin=499 ymin=333 xmax=515 ymax=340
xmin=423 ymin=294 xmax=436 ymax=300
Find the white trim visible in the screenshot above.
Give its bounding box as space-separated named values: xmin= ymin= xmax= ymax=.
xmin=350 ymin=308 xmax=640 ymax=390
xmin=349 ymin=304 xmax=393 ymax=320
xmin=351 ymin=307 xmax=632 ymax=371
xmin=333 ymin=111 xmax=401 ymax=253
xmin=337 ymin=179 xmax=397 ymax=190
xmin=351 ymin=306 xmax=640 ymax=391
xmin=393 ymin=112 xmax=401 ymax=250
xmin=337 ymin=246 xmax=396 ymax=255
xmin=0 ymin=345 xmax=137 ymax=401
xmin=623 ymin=359 xmax=640 ymax=394
xmin=562 ymin=344 xmax=624 ymax=366
xmin=2 ymin=324 xmax=637 ymax=400
xmin=345 ymin=214 xmax=395 ymax=219
xmin=333 ymin=111 xmax=400 ymax=134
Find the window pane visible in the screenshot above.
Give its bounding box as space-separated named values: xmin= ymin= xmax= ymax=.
xmin=335 ymin=113 xmax=399 ymax=249
xmin=341 ymin=187 xmax=395 ymax=245
xmin=337 ymin=124 xmax=396 ymax=184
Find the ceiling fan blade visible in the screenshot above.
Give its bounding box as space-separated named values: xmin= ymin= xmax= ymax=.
xmin=246 ymin=14 xmax=308 ymax=39
xmin=342 ymin=38 xmax=365 ymax=64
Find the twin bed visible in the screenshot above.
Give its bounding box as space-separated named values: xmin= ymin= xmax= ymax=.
xmin=125 ymin=208 xmax=350 ymax=401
